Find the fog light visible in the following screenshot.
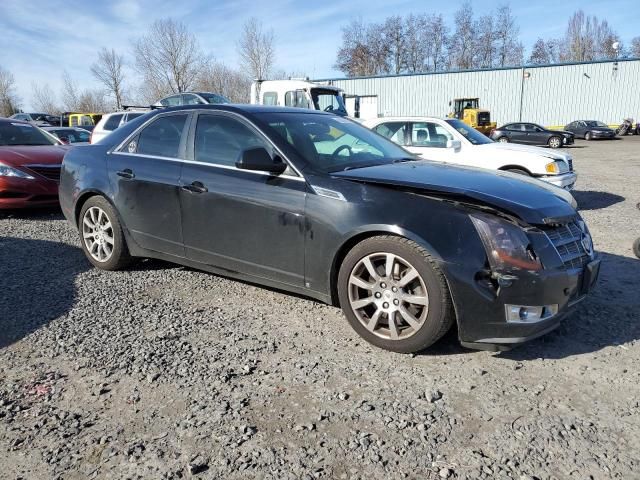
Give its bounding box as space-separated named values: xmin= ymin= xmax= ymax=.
xmin=505 ymin=304 xmax=558 ymax=323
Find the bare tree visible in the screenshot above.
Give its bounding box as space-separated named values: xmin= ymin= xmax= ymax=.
xmin=237 ymin=17 xmax=275 ymax=80
xmin=60 ymin=70 xmax=107 ymax=112
xmin=449 ymin=2 xmax=476 ymax=69
xmin=632 ymin=37 xmax=640 ymax=57
xmin=383 ymin=16 xmax=406 ymax=74
xmin=61 ymin=70 xmax=80 ymax=111
xmin=195 ymin=61 xmax=251 ymax=103
xmin=335 ymin=19 xmax=379 ymax=77
xmin=425 ymin=14 xmax=449 ymax=71
xmin=494 ymin=5 xmax=523 ymax=67
xmin=404 ymin=14 xmax=427 ymax=73
xmin=565 ymin=10 xmax=597 ymax=61
xmin=91 ymin=48 xmax=126 ymax=109
xmin=31 ymin=83 xmax=61 ymax=114
xmin=0 ymin=65 xmax=21 ymax=117
xmin=475 ymin=15 xmax=495 ymax=68
xmin=134 ymin=18 xmax=203 ymax=96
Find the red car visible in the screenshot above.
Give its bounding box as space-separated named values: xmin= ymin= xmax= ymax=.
xmin=0 ymin=118 xmax=69 ymax=209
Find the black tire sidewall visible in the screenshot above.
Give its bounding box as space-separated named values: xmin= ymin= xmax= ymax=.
xmin=78 ymin=196 xmax=131 ymax=270
xmin=548 ymin=136 xmax=561 ymax=148
xmin=337 ymin=236 xmax=452 ymax=353
xmin=585 ymin=131 xmax=592 ymax=140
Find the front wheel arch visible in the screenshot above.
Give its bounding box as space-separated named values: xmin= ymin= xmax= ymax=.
xmin=498 ymin=165 xmax=533 ymax=176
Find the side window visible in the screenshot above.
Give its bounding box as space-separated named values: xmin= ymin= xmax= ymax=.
xmin=410 ymin=122 xmax=452 ymax=148
xmin=285 ymin=90 xmax=309 ymax=109
xmin=160 ymin=95 xmax=182 ymax=107
xmin=374 ymin=122 xmax=408 ymax=146
xmin=124 ymin=113 xmax=144 ymax=123
xmin=194 ymin=115 xmax=267 ymax=167
xmin=103 ymin=114 xmax=124 ymax=131
xmin=70 ymin=117 xmax=79 ymax=126
xmin=182 ymin=94 xmax=202 ymax=105
xmin=127 ymin=114 xmax=187 ymax=158
xmin=263 ymin=92 xmax=278 ymax=106
xmin=522 ymin=124 xmax=536 ymax=132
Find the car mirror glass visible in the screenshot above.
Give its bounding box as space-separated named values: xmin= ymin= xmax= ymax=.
xmin=236 ymin=147 xmax=287 ymax=175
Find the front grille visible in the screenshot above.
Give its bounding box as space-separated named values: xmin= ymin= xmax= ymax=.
xmin=567 ymin=158 xmax=573 ymax=171
xmin=541 ymin=221 xmax=592 ymax=270
xmin=478 ymin=112 xmax=491 ymax=126
xmin=25 ymin=165 xmax=61 ymax=182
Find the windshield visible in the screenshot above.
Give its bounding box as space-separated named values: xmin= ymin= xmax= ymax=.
xmin=310 ymin=89 xmax=347 ymax=117
xmin=256 ymin=112 xmax=414 ymax=173
xmin=49 ymin=128 xmax=90 ymax=143
xmin=198 ymin=93 xmax=230 ymax=104
xmin=585 ymin=121 xmax=608 ymax=127
xmin=0 ymin=123 xmax=58 ymax=146
xmin=445 ymin=119 xmax=493 ymax=145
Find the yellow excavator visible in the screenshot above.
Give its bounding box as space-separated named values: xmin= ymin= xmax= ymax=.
xmin=448 ymin=98 xmax=496 ymax=136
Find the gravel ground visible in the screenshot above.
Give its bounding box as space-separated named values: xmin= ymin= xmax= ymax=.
xmin=1 ymin=136 xmax=639 ymax=480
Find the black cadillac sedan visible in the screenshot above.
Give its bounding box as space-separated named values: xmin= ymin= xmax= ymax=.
xmin=59 ymin=105 xmax=599 ymax=353
xmin=490 ymin=123 xmax=574 ymax=148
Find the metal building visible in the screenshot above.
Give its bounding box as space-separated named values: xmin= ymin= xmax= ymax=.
xmin=315 ymin=58 xmax=640 ymax=127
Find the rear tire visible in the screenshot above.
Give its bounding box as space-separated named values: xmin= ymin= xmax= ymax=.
xmin=337 ymin=235 xmax=454 ymax=353
xmin=79 ymin=196 xmax=132 ymax=271
xmin=548 ymin=136 xmax=562 ymax=149
xmin=585 ymin=131 xmax=592 ymax=141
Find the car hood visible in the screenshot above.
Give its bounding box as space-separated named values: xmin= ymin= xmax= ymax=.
xmin=0 ymin=145 xmax=69 ymax=167
xmin=333 ymin=161 xmax=577 ymax=225
xmin=479 ymin=142 xmax=571 ymax=162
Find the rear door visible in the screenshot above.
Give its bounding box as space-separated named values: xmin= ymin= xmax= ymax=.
xmin=508 ymin=123 xmax=528 ymax=143
xmin=107 ymin=112 xmax=190 ymax=256
xmin=179 ymin=112 xmax=306 ymax=286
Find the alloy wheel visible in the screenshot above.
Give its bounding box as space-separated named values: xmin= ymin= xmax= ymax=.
xmin=82 ymin=206 xmax=115 ymax=262
xmin=499 ymin=137 xmax=509 ymax=143
xmin=549 ymin=137 xmax=561 ymax=148
xmin=348 ymin=252 xmax=429 ymax=340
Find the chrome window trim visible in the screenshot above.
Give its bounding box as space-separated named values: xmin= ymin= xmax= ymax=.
xmin=110 ymin=150 xmax=305 ymax=182
xmin=110 ymin=108 xmax=305 ymax=180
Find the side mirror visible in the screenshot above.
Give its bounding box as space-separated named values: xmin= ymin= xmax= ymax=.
xmin=236 ymin=147 xmax=287 ymax=175
xmin=446 ymin=139 xmax=461 ymax=151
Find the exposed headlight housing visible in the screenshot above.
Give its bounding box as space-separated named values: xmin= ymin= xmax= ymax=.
xmin=470 ymin=213 xmax=542 ymax=271
xmin=0 ymin=162 xmax=35 ymax=179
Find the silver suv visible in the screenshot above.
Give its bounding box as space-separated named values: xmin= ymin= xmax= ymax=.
xmin=90 ymin=111 xmax=148 ymax=144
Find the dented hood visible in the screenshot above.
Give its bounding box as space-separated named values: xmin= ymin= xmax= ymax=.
xmin=333 ymin=161 xmax=577 ymax=225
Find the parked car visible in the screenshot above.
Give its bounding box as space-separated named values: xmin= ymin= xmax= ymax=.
xmin=9 ymin=112 xmax=54 ymax=126
xmin=90 ymin=110 xmax=148 ymax=143
xmin=0 ymin=118 xmax=68 ymax=208
xmin=59 ymin=105 xmax=599 ymax=353
xmin=153 ymin=92 xmax=230 ymax=108
xmin=43 ymin=127 xmax=91 ymax=145
xmin=364 ymin=117 xmax=577 ymax=190
xmin=564 ymin=120 xmax=616 ymax=140
xmin=490 ymin=123 xmax=574 ymax=148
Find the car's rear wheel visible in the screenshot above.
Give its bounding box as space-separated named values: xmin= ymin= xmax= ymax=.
xmin=548 ymin=136 xmax=562 ymax=149
xmin=337 ymin=236 xmax=454 ymax=353
xmin=498 ymin=136 xmax=509 ymax=143
xmin=79 ymin=196 xmax=132 ymax=270
xmin=585 ymin=131 xmax=592 ymax=141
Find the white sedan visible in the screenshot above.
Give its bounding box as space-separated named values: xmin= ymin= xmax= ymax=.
xmin=363 ymin=117 xmax=577 ymax=190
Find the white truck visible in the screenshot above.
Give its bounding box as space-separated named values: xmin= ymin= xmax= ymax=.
xmin=250 ymin=79 xmax=350 ymax=117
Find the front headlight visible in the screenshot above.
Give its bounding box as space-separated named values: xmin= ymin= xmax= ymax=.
xmin=545 ymin=160 xmax=568 ymax=174
xmin=470 ymin=213 xmax=542 ymax=271
xmin=0 ymin=162 xmax=35 ymax=179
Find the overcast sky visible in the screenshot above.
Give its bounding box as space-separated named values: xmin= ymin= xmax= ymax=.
xmin=0 ymin=0 xmax=637 ymax=110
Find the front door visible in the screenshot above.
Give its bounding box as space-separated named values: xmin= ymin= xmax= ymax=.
xmin=107 ymin=113 xmax=190 ymax=257
xmin=405 ymin=121 xmax=456 ymax=163
xmin=179 ymin=112 xmax=306 ymax=287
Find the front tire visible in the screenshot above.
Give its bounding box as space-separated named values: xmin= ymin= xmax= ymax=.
xmin=337 ymin=236 xmax=454 ymax=353
xmin=548 ymin=136 xmax=562 ymax=149
xmin=498 ymin=136 xmax=509 ymax=143
xmin=79 ymin=196 xmax=132 ymax=270
xmin=585 ymin=131 xmax=592 ymax=141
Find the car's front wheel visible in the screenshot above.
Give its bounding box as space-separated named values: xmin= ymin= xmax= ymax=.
xmin=548 ymin=136 xmax=562 ymax=149
xmin=337 ymin=236 xmax=454 ymax=353
xmin=79 ymin=196 xmax=132 ymax=270
xmin=585 ymin=131 xmax=593 ymax=141
xmin=498 ymin=136 xmax=509 ymax=143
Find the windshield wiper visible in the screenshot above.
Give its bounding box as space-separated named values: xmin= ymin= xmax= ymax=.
xmin=392 ymin=157 xmax=420 ymax=163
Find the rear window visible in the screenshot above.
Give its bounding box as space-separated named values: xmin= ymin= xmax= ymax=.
xmin=125 ymin=113 xmax=144 ymax=122
xmin=0 ymin=123 xmax=58 ymax=146
xmin=103 ymin=114 xmax=123 ymax=131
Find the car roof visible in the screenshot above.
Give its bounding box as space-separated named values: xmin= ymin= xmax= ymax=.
xmin=0 ymin=117 xmax=31 ymax=125
xmin=152 ymin=104 xmax=334 ymax=116
xmin=364 ymin=116 xmax=446 ymax=124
